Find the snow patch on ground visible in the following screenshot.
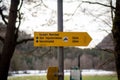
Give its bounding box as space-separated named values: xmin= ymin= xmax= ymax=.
xmin=9 ymin=69 xmax=116 ymax=77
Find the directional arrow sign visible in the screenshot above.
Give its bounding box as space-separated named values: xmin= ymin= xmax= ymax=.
xmin=34 ymin=32 xmax=92 ymax=47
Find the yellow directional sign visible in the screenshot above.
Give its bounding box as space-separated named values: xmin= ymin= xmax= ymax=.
xmin=34 ymin=32 xmax=92 ymax=46
xmin=47 ymin=67 xmax=58 ymax=80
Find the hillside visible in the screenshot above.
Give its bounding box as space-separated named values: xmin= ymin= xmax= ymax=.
xmin=96 ymin=33 xmax=114 ymax=50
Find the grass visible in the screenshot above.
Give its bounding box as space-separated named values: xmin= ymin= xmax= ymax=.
xmin=82 ymin=75 xmax=117 ymax=80
xmin=8 ymin=75 xmax=117 ymax=80
xmin=8 ymin=76 xmax=44 ymax=80
xmin=8 ymin=75 xmax=70 ymax=80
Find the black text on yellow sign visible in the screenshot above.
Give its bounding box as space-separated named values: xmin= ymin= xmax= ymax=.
xmin=34 ymin=32 xmax=92 ymax=47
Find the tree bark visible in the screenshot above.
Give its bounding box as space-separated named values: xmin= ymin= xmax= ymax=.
xmin=112 ymin=0 xmax=120 ymax=80
xmin=0 ymin=0 xmax=20 ymax=80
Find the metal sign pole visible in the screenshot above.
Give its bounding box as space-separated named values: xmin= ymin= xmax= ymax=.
xmin=78 ymin=55 xmax=82 ymax=80
xmin=57 ymin=0 xmax=64 ymax=80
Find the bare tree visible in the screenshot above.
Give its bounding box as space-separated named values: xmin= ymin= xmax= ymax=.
xmin=0 ymin=0 xmax=33 ymax=80
xmin=0 ymin=0 xmax=20 ymax=79
xmin=112 ymin=0 xmax=120 ymax=79
xmin=83 ymin=0 xmax=120 ymax=79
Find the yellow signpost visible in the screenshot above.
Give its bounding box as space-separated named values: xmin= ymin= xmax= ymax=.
xmin=34 ymin=32 xmax=92 ymax=46
xmin=47 ymin=67 xmax=58 ymax=80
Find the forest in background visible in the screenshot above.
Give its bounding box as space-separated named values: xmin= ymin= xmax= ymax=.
xmin=0 ymin=23 xmax=115 ymax=71
xmin=10 ymin=46 xmax=115 ymax=71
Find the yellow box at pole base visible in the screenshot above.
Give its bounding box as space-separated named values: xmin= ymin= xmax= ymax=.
xmin=47 ymin=67 xmax=58 ymax=80
xmin=34 ymin=32 xmax=92 ymax=47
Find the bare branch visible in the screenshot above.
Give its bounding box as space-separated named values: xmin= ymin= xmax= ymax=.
xmin=34 ymin=0 xmax=49 ymax=9
xmin=17 ymin=0 xmax=23 ymax=28
xmin=96 ymin=57 xmax=114 ymax=69
xmin=18 ymin=0 xmax=23 ymax=11
xmin=110 ymin=0 xmax=114 ymax=23
xmin=86 ymin=9 xmax=112 ymax=28
xmin=82 ymin=1 xmax=116 ymax=9
xmin=0 ymin=36 xmax=4 ymax=43
xmin=22 ymin=47 xmax=38 ymax=55
xmin=100 ymin=48 xmax=114 ymax=53
xmin=95 ymin=46 xmax=115 ymax=69
xmin=65 ymin=3 xmax=82 ymax=22
xmin=23 ymin=47 xmax=52 ymax=59
xmin=39 ymin=47 xmax=51 ymax=58
xmin=0 ymin=6 xmax=8 ymax=25
xmin=16 ymin=38 xmax=33 ymax=45
xmin=96 ymin=46 xmax=114 ymax=53
xmin=98 ymin=28 xmax=110 ymax=34
xmin=15 ymin=0 xmax=23 ymax=42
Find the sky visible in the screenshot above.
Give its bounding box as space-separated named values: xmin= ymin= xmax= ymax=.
xmin=2 ymin=0 xmax=112 ymax=48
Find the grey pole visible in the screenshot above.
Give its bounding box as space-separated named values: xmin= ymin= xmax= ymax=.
xmin=57 ymin=0 xmax=64 ymax=80
xmin=78 ymin=54 xmax=82 ymax=80
xmin=78 ymin=55 xmax=80 ymax=68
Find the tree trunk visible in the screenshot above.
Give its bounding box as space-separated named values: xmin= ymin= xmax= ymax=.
xmin=0 ymin=0 xmax=19 ymax=80
xmin=112 ymin=0 xmax=120 ymax=80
